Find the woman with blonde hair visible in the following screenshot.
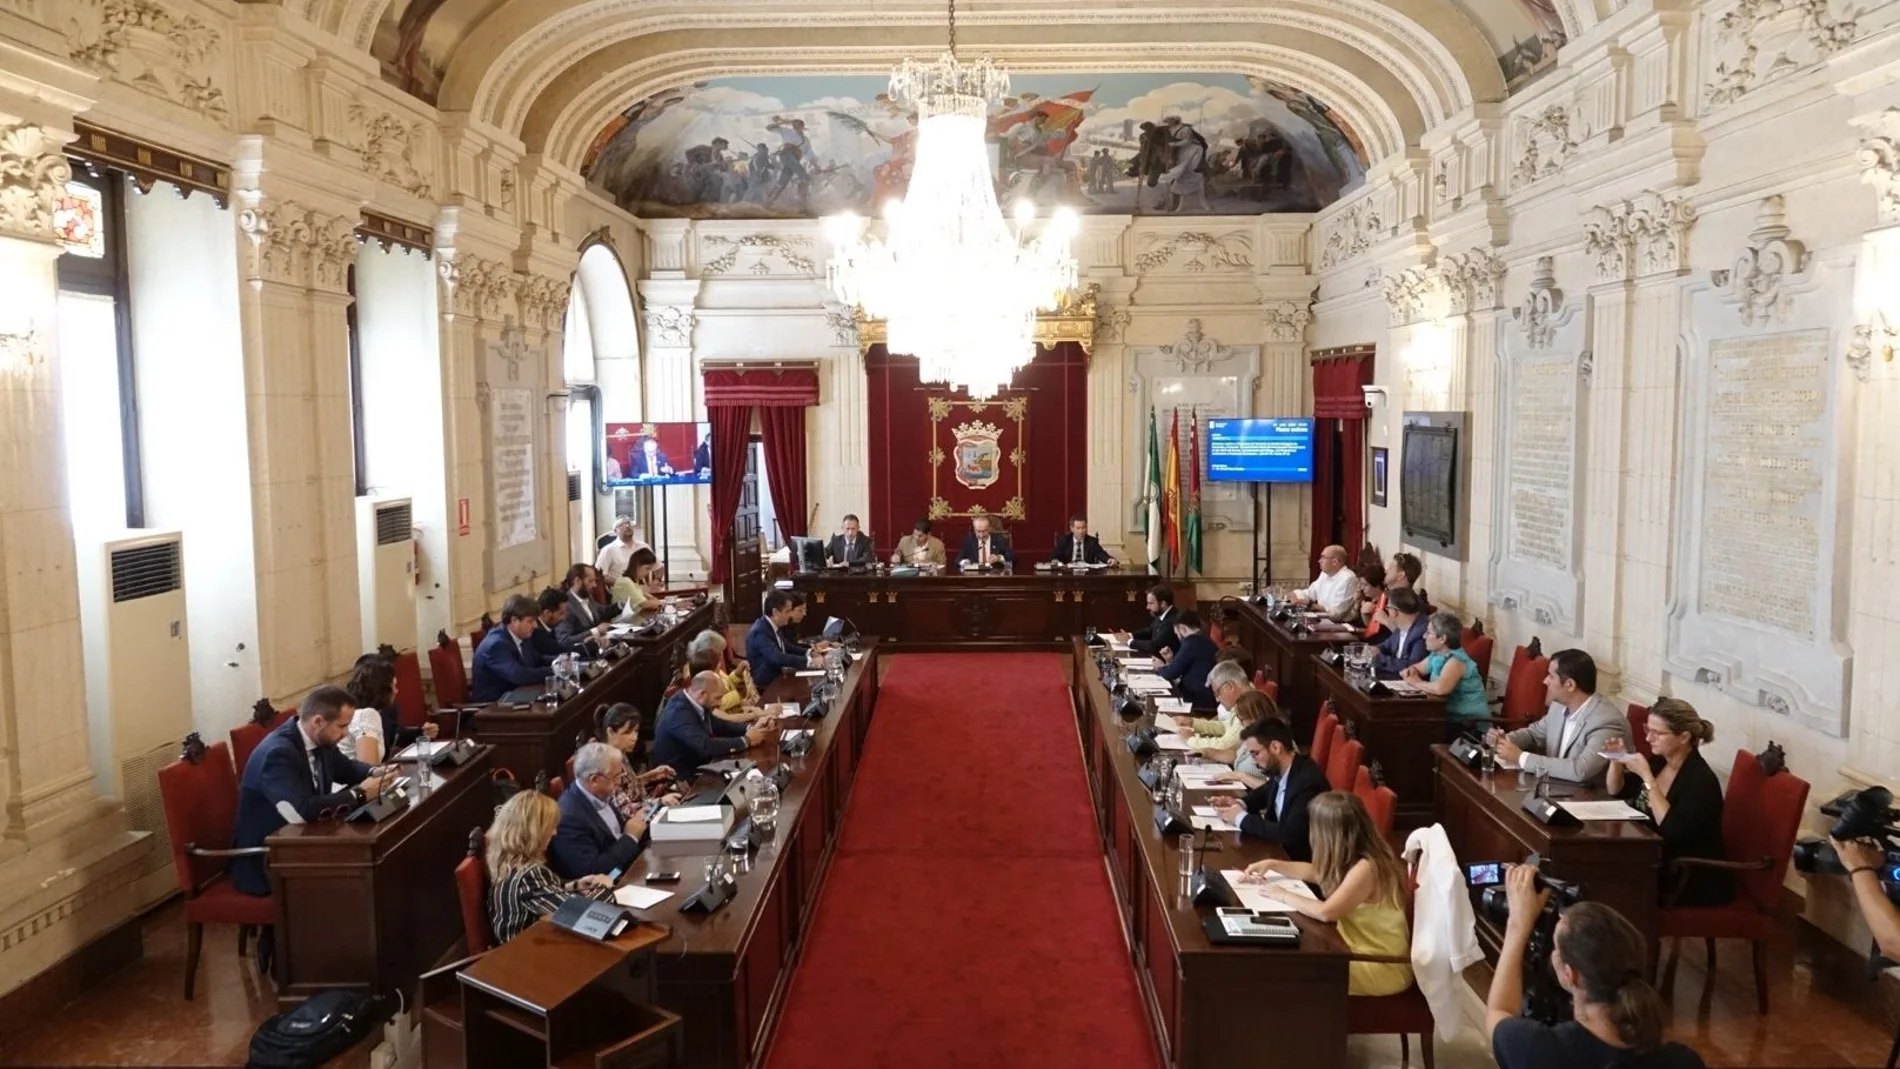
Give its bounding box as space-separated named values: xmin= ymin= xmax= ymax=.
xmin=1190 ymin=690 xmax=1279 ymax=786
xmin=1241 ymin=791 xmax=1413 ymax=996
xmin=485 ymin=791 xmax=613 ymax=944
xmin=1605 ymin=697 xmax=1732 ymax=906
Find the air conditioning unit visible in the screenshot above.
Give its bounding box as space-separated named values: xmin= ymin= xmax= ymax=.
xmin=76 ymin=532 xmax=193 ymax=909
xmin=358 ymin=497 xmax=416 ymax=652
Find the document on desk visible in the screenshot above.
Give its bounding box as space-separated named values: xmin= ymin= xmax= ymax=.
xmin=771 ymin=702 xmax=803 ymax=719
xmin=1558 ymin=800 xmax=1648 ymax=821
xmin=1155 ymin=714 xmax=1191 ymax=733
xmin=1154 ymin=734 xmax=1192 ymax=751
xmin=391 ymin=739 xmax=434 ymax=762
xmin=1117 ymin=656 xmax=1157 ymax=670
xmin=1175 ymin=765 xmax=1233 ymax=787
xmin=1381 ymin=679 xmax=1423 ymax=694
xmin=666 ymin=805 xmax=727 ymax=823
xmin=1189 ymin=806 xmax=1240 ymax=833
xmin=613 ymin=885 xmax=675 ymax=910
xmin=1224 ymin=871 xmax=1318 ymax=913
xmin=1155 ymin=697 xmax=1192 ymax=714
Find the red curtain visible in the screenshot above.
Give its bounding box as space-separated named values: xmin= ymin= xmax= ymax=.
xmin=1310 ymin=353 xmax=1374 ymax=574
xmin=702 ymin=368 xmax=819 ymax=581
xmin=759 ymin=405 xmax=808 ymax=542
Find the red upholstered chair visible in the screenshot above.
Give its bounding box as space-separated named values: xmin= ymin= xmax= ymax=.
xmin=1495 ymin=643 xmax=1550 ymax=732
xmin=547 ymin=776 xmax=565 ymax=798
xmin=430 ymin=636 xmax=469 ymax=708
xmin=1327 ymin=738 xmax=1365 ymax=793
xmin=454 ymin=827 xmax=492 ymax=955
xmin=229 ymin=702 xmax=293 ymax=779
xmin=1253 ymin=671 xmax=1280 ymax=703
xmin=1656 ymin=750 xmax=1810 ymax=1014
xmin=1354 ymin=765 xmax=1398 ymax=839
xmin=1462 ymin=631 xmax=1495 ymax=686
xmin=157 ymin=737 xmax=276 ymax=999
xmin=1310 ymin=708 xmax=1340 ymax=770
xmin=393 ymin=649 xmax=428 ymax=730
xmin=1208 ymin=620 xmax=1225 ymax=647
xmin=1626 ymin=703 xmax=1653 ymax=757
xmin=1346 ymin=866 xmax=1435 ymax=1069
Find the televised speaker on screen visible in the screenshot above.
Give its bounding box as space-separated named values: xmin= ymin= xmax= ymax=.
xmin=605 ymin=421 xmax=712 ymax=486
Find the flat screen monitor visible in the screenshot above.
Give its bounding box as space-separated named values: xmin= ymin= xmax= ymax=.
xmin=790 ymin=537 xmax=825 ymax=575
xmin=1206 ymin=418 xmax=1315 ymax=483
xmin=604 ymin=421 xmax=710 ymax=486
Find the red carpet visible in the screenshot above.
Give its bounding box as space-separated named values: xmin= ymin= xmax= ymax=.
xmin=765 ymin=653 xmax=1157 ymax=1069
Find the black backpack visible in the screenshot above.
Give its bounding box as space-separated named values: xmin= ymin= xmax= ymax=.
xmin=246 ymin=990 xmax=392 ymax=1069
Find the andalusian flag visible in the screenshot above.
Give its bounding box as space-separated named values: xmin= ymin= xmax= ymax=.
xmin=1165 ymin=408 xmax=1182 ymax=574
xmin=1186 ymin=411 xmax=1203 ymax=575
xmin=1143 ymin=408 xmax=1163 ymax=573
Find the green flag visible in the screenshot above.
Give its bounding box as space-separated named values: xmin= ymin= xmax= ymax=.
xmin=1186 ymin=411 xmax=1203 ymax=575
xmin=1143 ymin=408 xmax=1163 ymax=573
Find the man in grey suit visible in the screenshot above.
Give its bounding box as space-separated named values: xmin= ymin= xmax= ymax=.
xmin=1489 ymin=649 xmax=1623 ymax=785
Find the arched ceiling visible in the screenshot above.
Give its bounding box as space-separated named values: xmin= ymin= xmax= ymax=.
xmin=298 ymin=0 xmax=1591 ymax=179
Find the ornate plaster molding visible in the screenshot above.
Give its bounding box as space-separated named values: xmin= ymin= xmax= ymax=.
xmin=1712 ymin=195 xmax=1808 ymax=327
xmin=1705 ymin=0 xmax=1859 ymax=109
xmin=1437 ymin=248 xmax=1508 ymax=315
xmin=1583 ymin=190 xmax=1697 ymax=283
xmin=0 ymin=122 xmax=74 ymax=242
xmin=1383 ymin=266 xmax=1435 ymax=326
xmin=348 ymin=101 xmax=433 ymax=199
xmin=64 ymin=0 xmax=231 ymax=126
xmin=1263 ymin=301 xmax=1312 ymax=345
xmin=519 ymin=273 xmax=572 ymax=333
xmin=1512 ymin=104 xmax=1576 ymax=188
xmin=1511 ymin=257 xmax=1566 ymax=349
xmin=1092 ymin=301 xmax=1133 ymax=346
xmin=643 ymin=302 xmax=697 ymax=349
xmin=1132 ymin=230 xmax=1255 ymax=274
xmin=237 ymin=199 xmax=357 ymax=293
xmin=1318 ymin=198 xmax=1383 ymax=270
xmin=1157 ymin=319 xmax=1240 ymax=372
xmin=701 ymin=233 xmax=816 ymax=276
xmin=444 ymin=253 xmax=517 ymax=321
xmin=825 ymin=304 xmax=858 ymax=348
xmin=1856 ymin=107 xmax=1900 ymax=226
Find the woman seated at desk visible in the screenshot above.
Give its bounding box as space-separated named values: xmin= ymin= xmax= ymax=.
xmin=1242 ymin=791 xmax=1414 ymax=996
xmin=1177 ymin=688 xmax=1277 ymax=769
xmin=673 ymin=631 xmax=766 ymax=723
xmin=595 ymin=703 xmax=684 ymax=818
xmin=1604 ymin=699 xmax=1734 ymax=908
xmin=486 ymin=792 xmax=614 ymax=944
xmin=340 ymin=652 xmax=438 ymax=764
xmin=1399 ymin=611 xmax=1489 ymax=737
xmin=612 ymin=548 xmax=666 ymax=618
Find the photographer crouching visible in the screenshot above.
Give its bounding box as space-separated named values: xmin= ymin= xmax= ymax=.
xmin=1485 ymin=865 xmax=1706 ymax=1069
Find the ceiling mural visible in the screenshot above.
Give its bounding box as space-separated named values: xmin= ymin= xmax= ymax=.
xmin=580 ymin=72 xmax=1371 ymax=219
xmin=1457 ymin=0 xmax=1569 ymax=91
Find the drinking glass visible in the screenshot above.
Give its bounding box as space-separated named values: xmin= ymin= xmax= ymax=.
xmin=1178 ymin=834 xmax=1198 ymax=884
xmin=1479 ymin=746 xmax=1498 ymax=775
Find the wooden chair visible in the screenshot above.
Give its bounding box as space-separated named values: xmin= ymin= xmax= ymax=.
xmin=430 ymin=633 xmax=469 ymax=708
xmin=454 ymin=827 xmax=492 ymax=955
xmin=393 ymin=649 xmax=428 ymax=729
xmin=229 ymin=699 xmax=292 ymax=778
xmin=1310 ymin=707 xmax=1341 ymax=770
xmin=1493 ymin=640 xmax=1549 ymax=732
xmin=1354 ymin=764 xmax=1398 ymax=839
xmin=1346 ymin=865 xmax=1435 ymax=1069
xmin=157 ymin=736 xmax=275 ymax=998
xmin=1461 ymin=631 xmax=1495 ymax=685
xmin=1656 ymin=750 xmax=1810 ymax=1014
xmin=1326 ymin=737 xmax=1366 ymax=793
xmin=1626 ymin=703 xmax=1653 ymax=757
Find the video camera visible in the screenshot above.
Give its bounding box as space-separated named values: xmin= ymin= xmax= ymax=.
xmin=1465 ymin=857 xmax=1585 ymax=1024
xmin=1793 ymin=786 xmax=1900 ymax=902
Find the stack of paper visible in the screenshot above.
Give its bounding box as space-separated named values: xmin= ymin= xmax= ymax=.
xmin=1126 ymin=676 xmax=1173 ymax=695
xmin=1175 ymin=765 xmax=1234 ymax=788
xmin=1558 ymin=800 xmax=1648 ymax=821
xmin=1224 ymin=871 xmax=1319 ymax=913
xmin=613 ymin=884 xmax=675 ymax=909
xmin=1381 ymin=679 xmax=1423 ymax=694
xmin=1155 ymin=697 xmax=1192 ymax=714
xmin=1189 ymin=805 xmax=1240 ymax=833
xmin=649 ymin=804 xmax=733 ymax=842
xmin=1118 ymin=656 xmax=1157 ymax=670
xmin=1106 ymin=635 xmax=1132 ymax=651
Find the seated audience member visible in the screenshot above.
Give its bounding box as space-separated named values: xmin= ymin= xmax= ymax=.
xmin=1401 ymin=611 xmax=1490 ymax=732
xmin=531 ymin=587 xmax=587 ymax=660
xmin=1489 ymin=649 xmax=1623 ymax=785
xmin=1052 ymin=515 xmax=1115 ymax=566
xmin=229 ymin=686 xmax=396 ymax=895
xmin=1361 ymin=551 xmax=1424 ymax=638
xmin=612 ymin=548 xmax=665 ymax=617
xmin=486 ymin=791 xmax=613 ymax=944
xmin=341 ymin=653 xmax=437 ymax=764
xmin=1156 ymin=610 xmax=1218 ymax=706
xmin=1114 ymin=585 xmax=1182 ymax=657
xmin=1208 ymin=717 xmax=1329 ymax=859
xmin=1292 ymin=544 xmax=1362 ymax=618
xmin=558 ymin=564 xmax=617 ymax=643
xmin=471 ymin=595 xmax=552 ymax=702
xmin=594 ymin=516 xmax=651 ymax=585
xmin=550 ymin=741 xmax=650 ymax=878
xmin=1605 ymin=699 xmax=1734 ymax=907
xmin=748 ymin=590 xmax=811 ymax=690
xmin=1179 ymin=680 xmax=1274 ymax=766
xmin=1371 ymin=587 xmax=1429 ymax=678
xmin=650 ymin=671 xmax=774 ymax=780
xmin=826 ymin=514 xmax=876 ymax=566
xmin=1244 ymin=792 xmax=1414 ymax=996
xmin=593 ymin=703 xmax=681 ymax=819
xmin=957 ymin=513 xmax=1015 ymax=567
xmin=892 ymin=518 xmax=947 ymax=566
xmin=1486 ymin=866 xmax=1703 ymax=1069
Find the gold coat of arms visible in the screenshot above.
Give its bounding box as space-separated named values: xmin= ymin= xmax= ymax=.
xmin=952 ymin=421 xmax=1003 ymax=489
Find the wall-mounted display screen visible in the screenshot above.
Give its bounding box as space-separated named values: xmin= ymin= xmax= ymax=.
xmin=1206 ymin=418 xmax=1315 ymax=483
xmin=604 ymin=422 xmax=711 ymax=486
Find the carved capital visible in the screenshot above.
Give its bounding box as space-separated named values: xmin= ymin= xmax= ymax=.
xmin=1437 ymin=248 xmax=1508 ymax=315
xmin=0 ymin=122 xmax=73 ymax=242
xmin=1262 ymin=301 xmax=1312 ymax=345
xmin=1855 ymin=107 xmax=1900 ymax=226
xmin=643 ymin=302 xmax=696 ymax=349
xmin=238 ymin=199 xmax=358 ymax=293
xmin=1092 ymin=301 xmax=1132 ymax=346
xmin=1382 ymin=267 xmax=1435 ymax=326
xmin=1714 ymin=195 xmax=1808 ymax=327
xmin=1157 ymin=318 xmax=1239 ymax=372
xmin=447 ymin=253 xmax=517 ymax=322
xmin=518 ymin=273 xmax=573 ymax=332
xmin=1584 ymin=190 xmax=1697 ymax=283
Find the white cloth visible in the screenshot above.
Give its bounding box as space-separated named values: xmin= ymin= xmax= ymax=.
xmin=1299 ymin=567 xmax=1360 ymax=615
xmin=339 ymin=708 xmax=384 ymax=764
xmin=1403 ymin=824 xmax=1483 ymax=1042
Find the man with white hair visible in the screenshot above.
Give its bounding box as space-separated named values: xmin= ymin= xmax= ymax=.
xmin=594 ymin=517 xmax=651 ymax=585
xmin=550 ymin=741 xmax=649 ymax=878
xmin=651 ymin=670 xmax=774 ymax=779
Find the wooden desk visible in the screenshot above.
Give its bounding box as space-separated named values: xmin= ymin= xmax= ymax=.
xmin=1312 ymin=657 xmax=1448 ymax=828
xmin=1432 ymin=745 xmax=1663 ymax=958
xmin=267 ymin=744 xmax=496 ymax=1003
xmin=788 ymin=569 xmax=1151 ymax=650
xmin=1072 ymin=640 xmax=1351 ymax=1069
xmin=461 ymin=603 xmax=715 ymax=782
xmin=455 ymin=923 xmax=677 ymax=1069
xmin=1222 ymin=600 xmax=1360 ymax=739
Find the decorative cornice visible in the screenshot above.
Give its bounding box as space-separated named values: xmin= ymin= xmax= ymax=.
xmin=65 ymin=0 xmax=231 ymax=126
xmin=68 ymin=121 xmax=228 ymax=205
xmin=1511 ymin=256 xmax=1565 ymax=349
xmin=701 ymin=233 xmax=816 ymax=276
xmin=1437 ymin=248 xmax=1508 ymax=315
xmin=1318 ymin=198 xmax=1383 ymax=270
xmin=1713 ymin=195 xmax=1808 ymax=327
xmin=1263 ymin=301 xmax=1312 ymax=345
xmin=1583 ymin=190 xmax=1697 ymax=283
xmin=643 ymin=302 xmax=697 ymax=348
xmin=356 ymin=210 xmax=432 ymax=255
xmin=238 ymin=200 xmax=356 ymax=293
xmin=0 ymin=122 xmax=73 ymax=243
xmin=1856 ymin=107 xmax=1900 ymax=226
xmin=1705 ymin=0 xmax=1859 ymax=110
xmin=855 ymin=282 xmax=1100 ymax=358
xmin=1132 ymin=230 xmax=1254 ymax=274
xmin=1382 ymin=266 xmax=1435 ymax=326
xmin=1512 ymin=104 xmax=1576 ymax=189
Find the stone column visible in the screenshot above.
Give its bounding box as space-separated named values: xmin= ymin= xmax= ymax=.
xmin=1438 ymin=250 xmax=1508 ymax=611
xmin=636 ymin=277 xmax=705 ymax=574
xmin=521 ymin=270 xmax=573 ymax=575
xmin=1261 ymin=300 xmax=1313 ymax=584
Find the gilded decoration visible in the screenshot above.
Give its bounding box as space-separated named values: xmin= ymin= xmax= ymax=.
xmin=856 ymin=282 xmax=1101 ymax=359
xmin=928 ymin=394 xmax=1028 ymax=519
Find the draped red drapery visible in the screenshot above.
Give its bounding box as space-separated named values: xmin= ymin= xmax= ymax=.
xmin=1310 ymin=352 xmax=1375 ymax=575
xmin=703 ymin=367 xmax=819 ymax=583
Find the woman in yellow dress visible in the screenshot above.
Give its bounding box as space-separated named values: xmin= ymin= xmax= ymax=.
xmin=1241 ymin=791 xmax=1414 ymax=996
xmin=672 ymin=630 xmax=765 ymax=723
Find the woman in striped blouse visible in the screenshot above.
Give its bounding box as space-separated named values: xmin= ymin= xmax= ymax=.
xmin=486 ymin=792 xmax=613 ymax=944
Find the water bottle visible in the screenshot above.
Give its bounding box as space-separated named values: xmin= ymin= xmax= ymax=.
xmin=743 ymin=767 xmax=780 ymax=837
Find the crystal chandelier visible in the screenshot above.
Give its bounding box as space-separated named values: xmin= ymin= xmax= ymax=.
xmin=824 ymin=0 xmax=1078 ymax=400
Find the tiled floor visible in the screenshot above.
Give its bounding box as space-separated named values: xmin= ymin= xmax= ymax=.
xmin=1 ymin=897 xmax=1894 ymax=1068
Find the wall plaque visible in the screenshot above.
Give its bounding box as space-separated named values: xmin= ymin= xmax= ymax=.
xmin=482 ymin=328 xmax=552 ymax=591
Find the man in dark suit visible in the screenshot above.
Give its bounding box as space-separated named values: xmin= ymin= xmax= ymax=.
xmin=747 ymin=590 xmax=811 ymax=690
xmin=229 ymin=686 xmax=396 ymax=895
xmin=692 ymin=435 xmax=711 ymax=474
xmin=530 ymin=587 xmax=588 ymax=660
xmin=1371 ymin=587 xmax=1429 ymax=678
xmin=634 ymin=436 xmax=672 ymax=478
xmin=1117 ymin=584 xmax=1181 ymax=658
xmin=471 ymin=594 xmax=551 ymax=702
xmin=1052 ymin=515 xmax=1115 ymax=566
xmin=957 ymin=513 xmax=1015 ymax=568
xmin=1156 ymin=610 xmax=1218 ymax=706
xmin=550 ymin=741 xmax=649 ymax=878
xmin=825 ymin=514 xmax=876 ymax=566
xmin=650 ymin=671 xmax=773 ymax=779
xmin=557 ymin=564 xmax=615 ymax=645
xmin=1208 ymin=718 xmax=1329 ymax=860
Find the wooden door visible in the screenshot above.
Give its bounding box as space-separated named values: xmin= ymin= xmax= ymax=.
xmin=725 ymin=441 xmax=764 ymax=615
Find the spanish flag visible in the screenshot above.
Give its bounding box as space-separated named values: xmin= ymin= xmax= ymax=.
xmin=1165 ymin=408 xmax=1182 ymax=574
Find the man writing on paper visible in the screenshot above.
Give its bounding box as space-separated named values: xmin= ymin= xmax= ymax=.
xmin=1112 ymin=585 xmax=1181 ymax=659
xmin=958 ymin=513 xmax=1015 ymax=568
xmin=1208 ymin=718 xmax=1329 ymax=860
xmin=892 ymin=518 xmax=946 ymax=566
xmin=1052 ymin=515 xmax=1115 ymax=566
xmin=1489 ymin=649 xmax=1623 ymax=785
xmin=1291 ymin=544 xmax=1361 ymax=618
